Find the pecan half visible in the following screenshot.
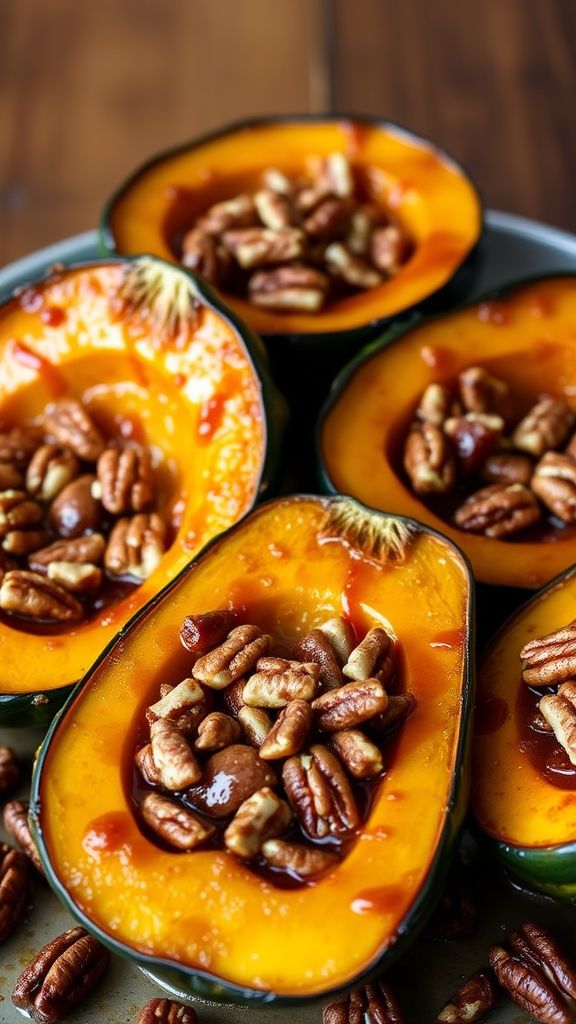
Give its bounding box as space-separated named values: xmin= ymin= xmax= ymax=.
xmin=404 ymin=422 xmax=456 ymax=494
xmin=262 ymin=838 xmax=338 ymax=880
xmin=304 ymin=197 xmax=352 ymax=239
xmin=192 ymin=624 xmax=271 ymax=688
xmin=436 ymin=969 xmax=496 ymax=1023
xmin=26 ymin=444 xmax=79 ymax=501
xmin=489 ymin=944 xmax=572 ymax=1024
xmin=150 ymin=718 xmax=202 ymax=789
xmin=321 ymin=152 xmax=354 ymax=197
xmin=0 ymin=489 xmax=42 ymax=537
xmin=3 ymin=799 xmax=44 ymax=873
xmin=283 ymin=744 xmax=360 ymax=839
xmin=254 ymin=188 xmax=297 ymax=230
xmin=259 ymin=700 xmax=313 ymax=759
xmin=179 ymin=609 xmax=237 ymax=653
xmin=0 ymin=569 xmax=83 ymax=622
xmin=368 ymin=692 xmax=416 ymax=735
xmin=147 ymin=677 xmax=209 ymax=734
xmin=181 ymin=228 xmax=231 ymax=286
xmin=43 ymin=398 xmax=105 ymax=460
xmin=135 ymin=744 xmax=161 ymax=787
xmin=223 ymin=226 xmax=306 ymax=268
xmin=104 ymin=512 xmax=167 ymax=579
xmin=416 ymin=383 xmax=461 ymax=427
xmin=324 ymin=242 xmax=382 ymax=289
xmin=539 ymin=683 xmax=576 ymax=765
xmin=0 ymin=426 xmax=42 ymax=464
xmin=481 ymin=451 xmax=534 ymax=486
xmin=3 ymin=528 xmax=48 ymax=555
xmin=371 ymin=225 xmax=411 ymax=275
xmin=0 ymin=843 xmax=30 ymax=942
xmin=531 ymin=452 xmax=576 ymax=522
xmin=293 ymin=628 xmax=344 ymax=690
xmin=513 ymin=921 xmax=576 ymax=1000
xmin=29 ymin=533 xmax=106 ymax=570
xmin=224 ymin=787 xmax=291 ymax=858
xmin=454 ymin=483 xmax=541 ymax=538
xmin=195 ymin=711 xmax=241 ymax=751
xmin=459 ymin=365 xmax=510 ymax=417
xmin=135 ymin=998 xmax=199 ymax=1024
xmin=197 ymin=193 xmax=257 ymax=234
xmin=237 ymin=705 xmax=273 ymax=747
xmin=521 ymin=620 xmax=576 ymax=686
xmin=330 ymin=729 xmax=383 ymax=778
xmin=186 ymin=744 xmax=277 ymax=818
xmin=0 ymin=745 xmax=20 ymax=795
xmin=242 ymin=658 xmax=319 ymax=707
xmin=346 ymin=204 xmax=379 ymax=256
xmin=312 ymin=678 xmax=388 ymax=732
xmin=512 ymin=397 xmax=575 ymax=456
xmin=50 ymin=474 xmax=102 ymax=538
xmin=262 ymin=167 xmax=293 ymax=196
xmin=141 ymin=793 xmax=214 ymax=850
xmin=317 ymin=616 xmax=356 ymax=663
xmin=444 ymin=413 xmax=503 ymax=475
xmin=46 ymin=561 xmax=102 ymax=593
xmin=323 ymin=979 xmax=404 ymax=1024
xmin=11 ymin=926 xmax=110 ymax=1024
xmin=343 ymin=626 xmax=395 ymax=684
xmin=96 ymin=445 xmax=153 ymax=515
xmin=248 ymin=265 xmax=329 ymax=312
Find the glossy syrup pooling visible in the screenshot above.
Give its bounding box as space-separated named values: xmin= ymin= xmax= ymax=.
xmin=517 ymin=681 xmax=576 ymax=791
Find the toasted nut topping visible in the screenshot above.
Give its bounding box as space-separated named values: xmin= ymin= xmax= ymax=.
xmin=512 ymin=397 xmax=575 ymax=456
xmin=330 ymin=729 xmax=384 ymax=779
xmin=313 ymin=678 xmax=388 ymax=732
xmin=254 ymin=188 xmax=296 ymax=230
xmin=531 ymin=451 xmax=576 ymax=522
xmin=0 ymin=426 xmax=42 ymax=464
xmin=195 ymin=711 xmax=241 ymax=751
xmin=454 ymin=483 xmax=541 ymax=538
xmin=283 ymin=744 xmax=360 ymax=839
xmin=135 ymin=744 xmax=161 ymax=787
xmin=3 ymin=799 xmax=44 ymax=874
xmin=223 ymin=226 xmax=306 ymax=268
xmin=150 ymin=718 xmax=202 ymax=789
xmin=293 ymin=629 xmax=343 ymax=690
xmin=180 ymin=609 xmax=237 ymax=653
xmin=147 ymin=677 xmax=206 ymax=726
xmin=181 ymin=228 xmax=231 ymax=286
xmin=140 ymin=793 xmax=214 ymax=850
xmin=237 ymin=705 xmax=273 ymax=747
xmin=26 ymin=444 xmax=79 ymax=501
xmin=197 ymin=193 xmax=256 ymax=234
xmin=323 ymin=979 xmax=404 ymax=1024
xmin=444 ymin=413 xmax=504 ymax=475
xmin=29 ymin=533 xmax=106 ymax=570
xmin=521 ymin=620 xmax=576 ymax=686
xmin=0 ymin=746 xmax=20 ymax=796
xmin=187 ymin=744 xmax=277 ymax=819
xmin=343 ymin=626 xmax=395 ymax=683
xmin=539 ymin=683 xmax=576 ymax=765
xmin=47 ymin=561 xmax=102 ymax=593
xmin=481 ymin=451 xmax=534 ymax=486
xmin=11 ymin=926 xmax=110 ymax=1023
xmin=371 ymin=224 xmax=410 ymax=275
xmin=0 ymin=461 xmax=24 ymax=490
xmin=317 ymin=616 xmax=356 ymax=663
xmin=369 ymin=692 xmax=416 ymax=734
xmin=50 ymin=474 xmax=102 ymax=538
xmin=135 ymin=997 xmax=199 ymax=1024
xmin=192 ymin=624 xmax=270 ymax=688
xmin=224 ymin=787 xmax=291 ymax=858
xmin=404 ymin=422 xmax=456 ymax=494
xmin=345 ymin=204 xmax=378 ymax=255
xmin=262 ymin=167 xmax=293 ymax=195
xmin=262 ymin=838 xmax=338 ymax=880
xmin=436 ymin=969 xmax=496 ymax=1023
xmin=223 ymin=678 xmax=247 ymax=716
xmin=3 ymin=528 xmax=47 ymax=555
xmin=44 ymin=398 xmax=105 ymax=460
xmin=459 ymin=365 xmax=510 ymax=417
xmin=0 ymin=842 xmax=30 ymax=943
xmin=416 ymin=383 xmax=461 ymax=427
xmin=0 ymin=489 xmax=43 ymax=537
xmin=243 ymin=659 xmax=319 ymax=707
xmin=323 ymin=152 xmax=354 ymax=197
xmin=104 ymin=512 xmax=166 ymax=579
xmin=97 ymin=445 xmax=153 ymax=515
xmin=488 ymin=943 xmax=572 ymax=1024
xmin=0 ymin=569 xmax=84 ymax=622
xmin=248 ymin=265 xmax=329 ymax=312
xmin=324 ymin=242 xmax=382 ymax=289
xmin=304 ymin=197 xmax=352 ymax=239
xmin=259 ymin=700 xmax=313 ymax=759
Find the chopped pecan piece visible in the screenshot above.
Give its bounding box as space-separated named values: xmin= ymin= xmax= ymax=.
xmin=262 ymin=838 xmax=338 ymax=880
xmin=43 ymin=398 xmax=105 ymax=460
xmin=481 ymin=451 xmax=534 ymax=486
xmin=444 ymin=413 xmax=504 ymax=475
xmin=105 ymin=512 xmax=166 ymax=579
xmin=192 ymin=624 xmax=270 ymax=688
xmin=539 ymin=683 xmax=576 ymax=765
xmin=181 ymin=228 xmax=231 ymax=286
xmin=47 ymin=561 xmax=102 ymax=593
xmin=197 ymin=193 xmax=257 ymax=234
xmin=195 ymin=711 xmax=241 ymax=751
xmin=324 ymin=242 xmax=382 ymax=289
xmin=3 ymin=528 xmax=48 ymax=555
xmin=489 ymin=944 xmax=572 ymax=1024
xmin=237 ymin=705 xmax=273 ymax=747
xmin=282 ymin=744 xmax=360 ymax=839
xmin=343 ymin=626 xmax=395 ymax=684
xmin=96 ymin=445 xmax=153 ymax=515
xmin=259 ymin=700 xmax=313 ymax=759
xmin=317 ymin=615 xmax=356 ymax=663
xmin=454 ymin=483 xmax=541 ymax=538
xmin=150 ymin=718 xmax=202 ymax=789
xmin=345 ymin=204 xmax=379 ymax=255
xmin=404 ymin=422 xmax=456 ymax=494
xmin=330 ymin=729 xmax=383 ymax=778
xmin=187 ymin=744 xmax=277 ymax=818
xmin=0 ymin=569 xmax=83 ymax=622
xmin=50 ymin=474 xmax=102 ymax=538
xmin=135 ymin=998 xmax=199 ymax=1024
xmin=368 ymin=692 xmax=416 ymax=735
xmin=0 ymin=489 xmax=43 ymax=537
xmin=531 ymin=452 xmax=576 ymax=522
xmin=0 ymin=745 xmax=20 ymax=795
xmin=3 ymin=799 xmax=44 ymax=873
xmin=254 ymin=188 xmax=296 ymax=229
xmin=416 ymin=383 xmax=461 ymax=427
xmin=12 ymin=926 xmax=110 ymax=1024
xmin=141 ymin=793 xmax=214 ymax=850
xmin=224 ymin=787 xmax=291 ymax=858
xmin=323 ymin=979 xmax=404 ymax=1024
xmin=29 ymin=533 xmax=106 ymax=570
xmin=304 ymin=196 xmax=352 ymax=239
xmin=371 ymin=224 xmax=410 ymax=274
xmin=262 ymin=167 xmax=293 ymax=195
xmin=180 ymin=609 xmax=238 ymax=653
xmin=249 ymin=265 xmax=329 ymax=312
xmin=0 ymin=426 xmax=41 ymax=464
xmin=26 ymin=444 xmax=79 ymax=502
xmin=293 ymin=628 xmax=344 ymax=690
xmin=0 ymin=842 xmax=29 ymax=943
xmin=512 ymin=397 xmax=575 ymax=456
xmin=459 ymin=365 xmax=510 ymax=417
xmin=436 ymin=969 xmax=496 ymax=1023
xmin=521 ymin=620 xmax=576 ymax=686
xmin=223 ymin=226 xmax=306 ymax=268
xmin=242 ymin=658 xmax=319 ymax=707
xmin=313 ymin=678 xmax=388 ymax=732
xmin=135 ymin=743 xmax=161 ymax=787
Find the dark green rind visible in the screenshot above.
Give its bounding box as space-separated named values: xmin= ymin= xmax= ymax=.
xmin=0 ymin=255 xmax=285 ymax=728
xmin=30 ymin=494 xmax=475 ymax=1006
xmin=100 ymin=113 xmax=484 ymax=356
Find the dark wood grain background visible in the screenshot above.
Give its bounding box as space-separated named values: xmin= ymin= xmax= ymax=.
xmin=1 ymin=0 xmax=575 ymax=264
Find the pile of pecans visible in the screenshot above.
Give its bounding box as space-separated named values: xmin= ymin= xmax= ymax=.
xmin=403 ymin=365 xmax=576 ymax=538
xmin=180 ymin=153 xmax=411 ymax=312
xmin=0 ymin=397 xmax=168 ymax=626
xmin=521 ymin=618 xmax=576 ymax=766
xmin=134 ymin=609 xmax=415 ymax=882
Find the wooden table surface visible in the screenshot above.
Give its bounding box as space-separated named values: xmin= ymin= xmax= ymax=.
xmin=1 ymin=0 xmax=576 ymax=265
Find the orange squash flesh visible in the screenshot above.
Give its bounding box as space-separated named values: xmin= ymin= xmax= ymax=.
xmin=105 ymin=118 xmax=482 ymax=338
xmin=35 ymin=497 xmax=472 ymax=999
xmin=320 ymin=276 xmax=576 ymax=589
xmin=0 ymin=261 xmax=268 ymax=699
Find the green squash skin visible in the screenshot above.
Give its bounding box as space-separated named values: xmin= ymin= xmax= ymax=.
xmin=100 ymin=113 xmax=485 ymax=359
xmin=29 ymin=495 xmax=475 ymax=1005
xmin=0 ymin=255 xmax=285 ymax=728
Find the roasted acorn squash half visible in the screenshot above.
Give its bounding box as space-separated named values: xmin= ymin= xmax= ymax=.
xmin=31 ymin=495 xmax=473 ymax=1004
xmin=473 ymin=563 xmax=576 ymax=902
xmin=0 ymin=256 xmax=282 ymax=726
xmin=101 ymin=116 xmax=482 ymax=353
xmin=319 ymin=274 xmax=576 ymax=589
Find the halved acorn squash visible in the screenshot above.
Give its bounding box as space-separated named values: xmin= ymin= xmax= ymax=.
xmin=319 ymin=274 xmax=576 ymax=589
xmin=472 ymin=564 xmax=576 ymax=902
xmin=0 ymin=256 xmax=282 ymax=725
xmin=101 ymin=116 xmax=482 ymax=351
xmin=31 ymin=495 xmax=473 ymax=1003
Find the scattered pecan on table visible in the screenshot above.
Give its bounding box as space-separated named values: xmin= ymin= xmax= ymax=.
xmin=323 ymin=978 xmax=405 ymax=1023
xmin=134 ymin=998 xmax=199 ymax=1024
xmin=0 ymin=841 xmax=30 ymax=943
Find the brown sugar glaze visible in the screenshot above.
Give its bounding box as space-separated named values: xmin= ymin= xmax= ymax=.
xmin=517 ymin=681 xmax=576 ymax=791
